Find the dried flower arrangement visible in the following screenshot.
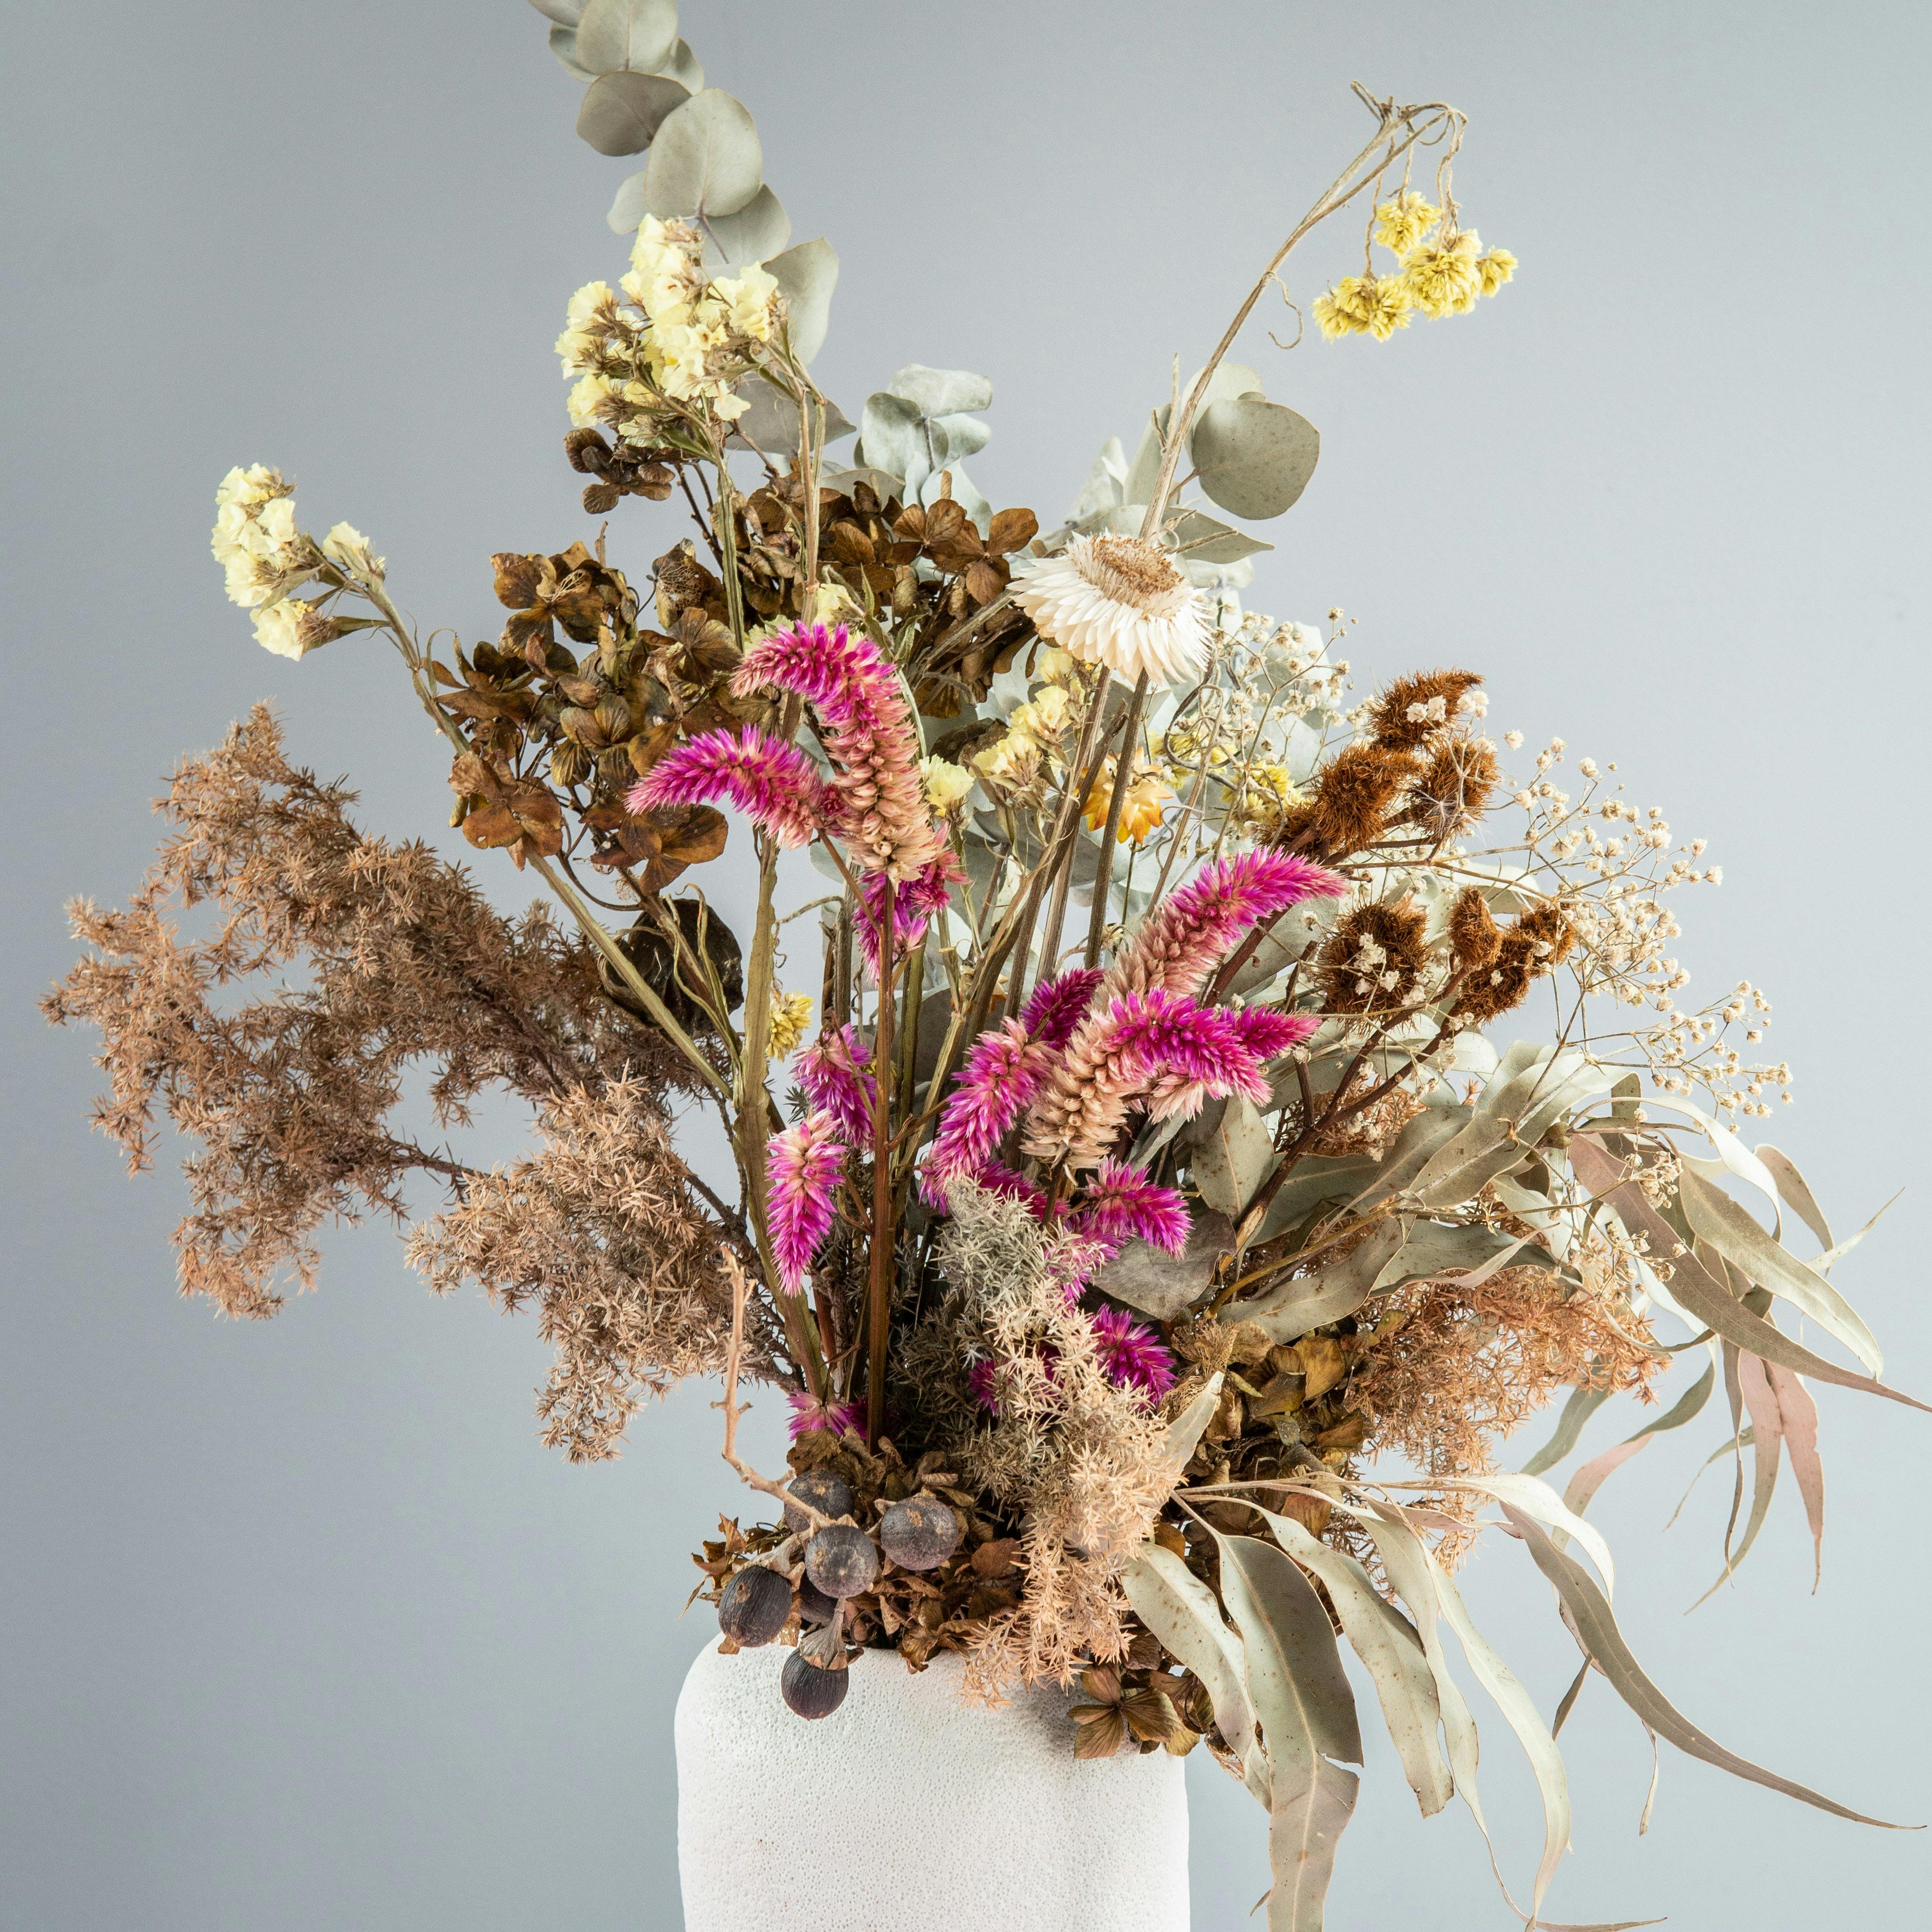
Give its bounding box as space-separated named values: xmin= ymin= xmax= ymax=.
xmin=44 ymin=3 xmax=1925 ymax=1924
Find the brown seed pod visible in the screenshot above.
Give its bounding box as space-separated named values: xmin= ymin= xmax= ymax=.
xmin=1366 ymin=669 xmax=1484 ymax=750
xmin=1303 ymin=743 xmax=1415 ymax=856
xmin=1403 ymin=736 xmax=1499 ymax=835
xmin=1320 ymin=898 xmax=1430 ymax=1013
xmin=804 ymin=1524 xmax=879 ymax=1599
xmin=717 ymin=1565 xmax=792 ymax=1648
xmin=781 ymin=1650 xmax=850 ymax=1720
xmin=783 ymin=1467 xmax=855 ymax=1532
xmin=1447 ymin=887 xmax=1501 ymax=971
xmin=879 ymin=1497 xmax=962 ymax=1573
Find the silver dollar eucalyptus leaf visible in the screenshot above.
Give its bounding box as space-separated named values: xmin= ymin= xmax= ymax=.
xmin=576 ymin=70 xmax=689 ymax=155
xmin=726 ymin=386 xmax=855 ymax=455
xmin=653 ymin=37 xmax=704 ymax=90
xmin=765 ymin=238 xmax=839 ymax=363
xmin=549 ymin=23 xmax=595 ymax=81
xmin=887 ymin=365 xmax=993 ymax=418
xmin=698 ymin=184 xmax=791 ymax=269
xmin=643 ymin=90 xmax=764 ymax=220
xmin=607 ymin=169 xmax=648 ymax=234
xmin=526 ymin=0 xmax=584 ymax=24
xmin=574 ymin=0 xmax=679 ymax=76
xmin=1192 ymin=396 xmax=1321 ymax=520
xmin=1093 ymin=1208 xmax=1234 ymax=1322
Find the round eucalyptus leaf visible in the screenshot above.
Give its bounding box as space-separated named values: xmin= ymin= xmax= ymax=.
xmin=526 ymin=0 xmax=584 ymax=25
xmin=925 ymin=412 xmax=990 ymax=466
xmin=727 ymin=385 xmax=855 ymax=455
xmin=577 ymin=70 xmax=689 ymax=155
xmin=858 ymin=392 xmax=925 ymax=483
xmin=606 ymin=169 xmax=649 ymax=234
xmin=653 ymin=36 xmax=704 ymax=90
xmin=765 ymin=236 xmax=839 ymax=363
xmin=886 ymin=364 xmax=992 ymax=419
xmin=574 ymin=0 xmax=679 ymax=75
xmin=1169 ymin=508 xmax=1273 ymax=566
xmin=1190 ymin=396 xmax=1320 ymax=520
xmin=642 ymin=89 xmax=764 ymax=218
xmin=548 ymin=23 xmax=594 ymax=81
xmin=697 ymin=184 xmax=790 ymax=268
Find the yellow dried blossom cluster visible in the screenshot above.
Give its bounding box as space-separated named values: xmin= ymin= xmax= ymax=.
xmin=920 ymin=756 xmax=977 ymax=815
xmin=1315 ymin=193 xmax=1516 ymax=341
xmin=767 ymin=990 xmax=814 ymax=1058
xmin=557 ymin=216 xmax=784 ymax=438
xmin=974 ymin=684 xmax=1077 ymax=794
xmin=209 ymin=466 xmax=379 ymax=660
xmin=1082 ymin=757 xmax=1173 ymax=845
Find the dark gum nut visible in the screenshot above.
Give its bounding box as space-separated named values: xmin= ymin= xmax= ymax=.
xmin=878 ymin=1497 xmax=962 ymax=1572
xmin=781 ymin=1650 xmax=850 ymax=1720
xmin=716 ymin=1565 xmax=793 ymax=1647
xmin=796 ymin=1577 xmax=839 ymax=1624
xmin=804 ymin=1523 xmax=879 ymax=1599
xmin=783 ymin=1467 xmax=856 ymax=1532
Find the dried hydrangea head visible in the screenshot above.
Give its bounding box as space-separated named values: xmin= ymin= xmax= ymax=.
xmin=1012 ymin=534 xmax=1207 ymax=687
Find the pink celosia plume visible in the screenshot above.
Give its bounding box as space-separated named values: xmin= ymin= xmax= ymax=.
xmin=856 ymin=850 xmax=962 ymax=972
xmin=1019 ymin=965 xmax=1105 ymax=1049
xmin=1021 ymin=987 xmax=1281 ymax=1168
xmin=627 ymin=725 xmax=824 ymax=848
xmin=1114 ymin=850 xmax=1345 ymax=999
xmin=1070 ymin=1160 xmax=1192 ymax=1256
xmin=1088 ymin=1304 xmax=1178 ymax=1403
xmin=734 ymin=622 xmax=946 ymax=882
xmin=920 ymin=1020 xmax=1056 ymax=1207
xmin=795 ymin=1027 xmax=876 ymax=1143
xmin=1144 ymin=1004 xmax=1319 ymax=1124
xmin=766 ymin=1107 xmax=843 ymax=1294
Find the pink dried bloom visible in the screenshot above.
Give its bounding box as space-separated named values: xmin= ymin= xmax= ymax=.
xmin=734 ymin=622 xmax=946 ymax=882
xmin=1045 ymin=1229 xmax=1113 ymax=1302
xmin=921 ymin=1020 xmax=1056 ymax=1207
xmin=1022 ymin=988 xmax=1275 ymax=1168
xmin=967 ymin=1346 xmax=1061 ymax=1416
xmin=856 ymin=850 xmax=963 ymax=973
xmin=766 ymin=1107 xmax=843 ymax=1294
xmin=1144 ymin=1006 xmax=1318 ymax=1124
xmin=966 ymin=1357 xmax=1002 ymax=1413
xmin=786 ymin=1390 xmax=866 ymax=1441
xmin=795 ymin=1027 xmax=876 ymax=1143
xmin=1089 ymin=1304 xmax=1177 ymax=1403
xmin=1114 ymin=850 xmax=1346 ymax=999
xmin=1071 ymin=1161 xmax=1192 ymax=1256
xmin=627 ymin=726 xmax=824 ymax=849
xmin=1019 ymin=965 xmax=1105 ymax=1049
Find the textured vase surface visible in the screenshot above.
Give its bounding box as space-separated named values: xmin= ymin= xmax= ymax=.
xmin=676 ymin=1637 xmax=1190 ymax=1930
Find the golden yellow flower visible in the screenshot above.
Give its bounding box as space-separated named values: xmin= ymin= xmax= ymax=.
xmin=1313 ymin=275 xmax=1413 ymax=341
xmin=1084 ymin=759 xmax=1173 ymax=844
xmin=1235 ymin=763 xmax=1304 ymax=836
xmin=1401 ymin=230 xmax=1484 ymax=317
xmin=1373 ymin=191 xmax=1440 ymax=254
xmin=767 ymin=990 xmax=813 ymax=1058
xmin=1477 ymin=247 xmax=1517 ymax=297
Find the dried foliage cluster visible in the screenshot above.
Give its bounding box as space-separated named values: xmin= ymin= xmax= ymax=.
xmin=47 ymin=7 xmax=1920 ymax=1928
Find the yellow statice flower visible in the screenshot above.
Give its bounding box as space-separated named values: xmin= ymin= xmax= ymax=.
xmin=1084 ymin=759 xmax=1173 ymax=844
xmin=767 ymin=991 xmax=814 ymax=1058
xmin=623 ymin=216 xmax=707 ymax=320
xmin=555 ymin=281 xmax=617 ymax=373
xmin=1401 ymin=230 xmax=1484 ymax=317
xmin=920 ymin=756 xmax=975 ymax=815
xmin=974 ymin=728 xmax=1040 ymax=789
xmin=1235 ymin=763 xmax=1304 ymax=836
xmin=711 ymin=266 xmax=780 ymax=343
xmin=1313 ymin=275 xmax=1413 ymax=341
xmin=1477 ymin=247 xmax=1517 ymax=297
xmin=1373 ymin=191 xmax=1440 ymax=254
xmin=1035 ymin=646 xmax=1077 ymax=685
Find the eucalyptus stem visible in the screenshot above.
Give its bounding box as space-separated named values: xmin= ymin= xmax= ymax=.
xmin=865 ymin=908 xmax=897 ymax=1447
xmin=1083 ymin=671 xmax=1151 ymax=967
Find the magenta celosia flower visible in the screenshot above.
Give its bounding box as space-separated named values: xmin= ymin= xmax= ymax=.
xmin=921 ymin=1020 xmax=1055 ymax=1206
xmin=1145 ymin=1004 xmax=1320 ymax=1123
xmin=733 ymin=622 xmax=946 ymax=882
xmin=786 ymin=1390 xmax=867 ymax=1441
xmin=856 ymin=850 xmax=963 ymax=971
xmin=766 ymin=1107 xmax=843 ymax=1293
xmin=1071 ymin=1161 xmax=1192 ymax=1256
xmin=965 ymin=1358 xmax=1001 ymax=1413
xmin=796 ymin=1027 xmax=877 ymax=1142
xmin=627 ymin=725 xmax=825 ymax=848
xmin=1115 ymin=850 xmax=1346 ymax=998
xmin=1089 ymin=1304 xmax=1178 ymax=1404
xmin=1021 ymin=987 xmax=1280 ymax=1167
xmin=1019 ymin=965 xmax=1105 ymax=1049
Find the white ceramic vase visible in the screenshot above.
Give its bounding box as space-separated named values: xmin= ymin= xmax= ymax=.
xmin=676 ymin=1638 xmax=1190 ymax=1930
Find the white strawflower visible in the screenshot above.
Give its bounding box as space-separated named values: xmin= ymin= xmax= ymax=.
xmin=1011 ymin=534 xmax=1207 ymax=687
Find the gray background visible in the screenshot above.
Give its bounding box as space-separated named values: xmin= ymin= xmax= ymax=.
xmin=5 ymin=2 xmax=1928 ymax=1926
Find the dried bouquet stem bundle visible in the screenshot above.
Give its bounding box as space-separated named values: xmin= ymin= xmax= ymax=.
xmin=45 ymin=7 xmax=1922 ymax=1926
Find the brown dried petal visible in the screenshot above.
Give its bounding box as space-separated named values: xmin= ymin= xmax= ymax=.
xmin=492 ymin=553 xmax=543 ymax=610
xmin=985 ymin=507 xmax=1040 ymax=556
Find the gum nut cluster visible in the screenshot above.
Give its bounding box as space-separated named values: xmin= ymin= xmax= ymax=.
xmin=717 ymin=1564 xmax=793 ymax=1647
xmin=879 ymin=1497 xmax=962 ymax=1571
xmin=782 ymin=1467 xmax=855 ymax=1531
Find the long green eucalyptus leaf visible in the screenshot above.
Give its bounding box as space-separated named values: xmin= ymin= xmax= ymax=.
xmin=1498 ymin=1505 xmax=1913 ymax=1829
xmin=1214 ymin=1531 xmax=1362 ymax=1931
xmin=1519 ymin=1383 xmax=1613 ymax=1476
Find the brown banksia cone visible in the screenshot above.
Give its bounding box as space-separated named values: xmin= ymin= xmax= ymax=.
xmin=1367 ymin=669 xmax=1484 ymax=750
xmin=1301 ymin=743 xmax=1415 ymax=856
xmin=1457 ymin=900 xmax=1575 ymax=1022
xmin=1320 ymin=897 xmax=1430 ymax=1013
xmin=1403 ymin=736 xmax=1499 ymax=835
xmin=1447 ymin=887 xmax=1501 ymax=971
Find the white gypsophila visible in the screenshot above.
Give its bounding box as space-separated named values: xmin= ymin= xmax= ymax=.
xmin=1011 ymin=534 xmax=1207 ymax=687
